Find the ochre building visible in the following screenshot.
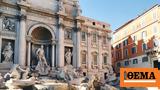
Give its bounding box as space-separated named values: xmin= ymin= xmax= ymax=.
xmin=112 ymin=4 xmax=160 ymax=73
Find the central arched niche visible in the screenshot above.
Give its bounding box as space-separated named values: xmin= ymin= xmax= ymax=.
xmin=30 ymin=27 xmax=53 ymax=67
xmin=31 ymin=27 xmax=52 ymax=41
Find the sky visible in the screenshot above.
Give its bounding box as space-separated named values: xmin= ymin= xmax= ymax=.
xmin=79 ymin=0 xmax=160 ymax=31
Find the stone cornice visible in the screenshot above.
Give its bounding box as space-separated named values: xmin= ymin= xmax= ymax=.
xmin=75 ymin=16 xmax=85 ymax=23
xmin=16 ymin=0 xmax=30 ymax=9
xmin=51 ymin=39 xmax=58 ymax=45
xmin=72 ymin=27 xmax=81 ymax=32
xmin=26 ymin=35 xmax=32 ymax=42
xmin=0 ymin=0 xmax=17 ymax=7
xmin=28 ymin=7 xmax=56 ymax=17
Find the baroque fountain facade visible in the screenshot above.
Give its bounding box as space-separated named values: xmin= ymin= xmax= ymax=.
xmin=0 ymin=0 xmax=117 ymax=89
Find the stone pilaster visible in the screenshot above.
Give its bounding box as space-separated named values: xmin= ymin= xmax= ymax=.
xmin=108 ymin=35 xmax=112 ymax=65
xmin=98 ymin=35 xmax=102 ymax=69
xmin=18 ymin=9 xmax=27 ymax=66
xmin=87 ymin=32 xmax=92 ymax=69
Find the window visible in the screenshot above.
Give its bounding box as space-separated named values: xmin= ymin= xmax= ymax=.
xmin=112 ymin=53 xmax=114 ymax=58
xmin=124 ymin=49 xmax=128 ymax=58
xmin=116 ymin=51 xmax=121 ymax=59
xmin=142 ymin=43 xmax=147 ymax=51
xmin=117 ymin=62 xmax=121 ymax=67
xmin=132 ymin=25 xmax=136 ymax=31
xmin=93 ymin=22 xmax=96 ymax=25
xmin=152 ymin=11 xmax=157 ymax=21
xmin=132 ymin=36 xmax=137 ymax=42
xmin=103 ymin=56 xmax=107 ymax=65
xmin=92 ymin=52 xmax=98 ymax=65
xmin=116 ymin=53 xmax=119 ymax=59
xmin=81 ymin=32 xmax=86 ymax=41
xmin=124 ymin=31 xmax=127 ymax=36
xmin=103 ymin=36 xmax=107 ymax=44
xmin=93 ymin=54 xmax=98 ymax=65
xmin=137 ymin=23 xmax=141 ymax=29
xmin=116 ymin=43 xmax=121 ymax=49
xmin=133 ymin=59 xmax=138 ymax=64
xmin=93 ymin=33 xmax=97 ymax=43
xmin=153 ymin=26 xmax=157 ymax=34
xmin=141 ymin=18 xmax=145 ymax=27
xmin=81 ymin=52 xmax=86 ymax=64
xmin=142 ymin=31 xmax=147 ymax=40
xmin=64 ymin=30 xmax=72 ymax=39
xmin=124 ymin=61 xmax=129 ymax=66
xmin=103 ymin=25 xmax=105 ymax=28
xmin=142 ymin=56 xmax=148 ymax=62
xmin=131 ymin=46 xmax=137 ymax=54
xmin=123 ymin=39 xmax=128 ymax=46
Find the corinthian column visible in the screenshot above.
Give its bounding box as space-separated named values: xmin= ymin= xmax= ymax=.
xmin=76 ymin=28 xmax=81 ymax=68
xmin=26 ymin=35 xmax=32 ymax=66
xmin=98 ymin=35 xmax=103 ymax=69
xmin=56 ymin=18 xmax=64 ymax=67
xmin=51 ymin=40 xmax=56 ymax=67
xmin=18 ymin=9 xmax=27 ymax=66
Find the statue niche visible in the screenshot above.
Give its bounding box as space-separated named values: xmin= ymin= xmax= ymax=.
xmin=2 ymin=42 xmax=13 ymax=63
xmin=35 ymin=45 xmax=50 ymax=75
xmin=64 ymin=48 xmax=73 ymax=66
xmin=1 ymin=40 xmax=14 ymax=63
xmin=30 ymin=27 xmax=53 ymax=70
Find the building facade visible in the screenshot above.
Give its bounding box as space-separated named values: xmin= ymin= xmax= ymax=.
xmin=0 ymin=0 xmax=112 ymax=78
xmin=112 ymin=4 xmax=160 ymax=73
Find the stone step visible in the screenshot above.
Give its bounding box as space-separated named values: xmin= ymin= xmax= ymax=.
xmin=0 ymin=62 xmax=12 ymax=68
xmin=0 ymin=62 xmax=12 ymax=76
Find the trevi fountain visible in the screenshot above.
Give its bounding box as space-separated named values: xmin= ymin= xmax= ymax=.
xmin=0 ymin=0 xmax=118 ymax=90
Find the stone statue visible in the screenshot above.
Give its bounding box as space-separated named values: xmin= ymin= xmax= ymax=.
xmin=153 ymin=35 xmax=160 ymax=48
xmin=18 ymin=66 xmax=30 ymax=79
xmin=65 ymin=49 xmax=72 ymax=65
xmin=3 ymin=17 xmax=15 ymax=31
xmin=36 ymin=45 xmax=48 ymax=65
xmin=10 ymin=65 xmax=21 ymax=80
xmin=56 ymin=68 xmax=67 ymax=81
xmin=106 ymin=64 xmax=116 ymax=82
xmin=36 ymin=45 xmax=50 ymax=75
xmin=2 ymin=42 xmax=13 ymax=63
xmin=0 ymin=73 xmax=4 ymax=87
xmin=4 ymin=71 xmax=11 ymax=82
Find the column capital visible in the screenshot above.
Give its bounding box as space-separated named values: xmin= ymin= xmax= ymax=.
xmin=51 ymin=39 xmax=57 ymax=45
xmin=26 ymin=35 xmax=32 ymax=42
xmin=73 ymin=27 xmax=81 ymax=32
xmin=58 ymin=18 xmax=65 ymax=28
xmin=16 ymin=14 xmax=27 ymax=21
